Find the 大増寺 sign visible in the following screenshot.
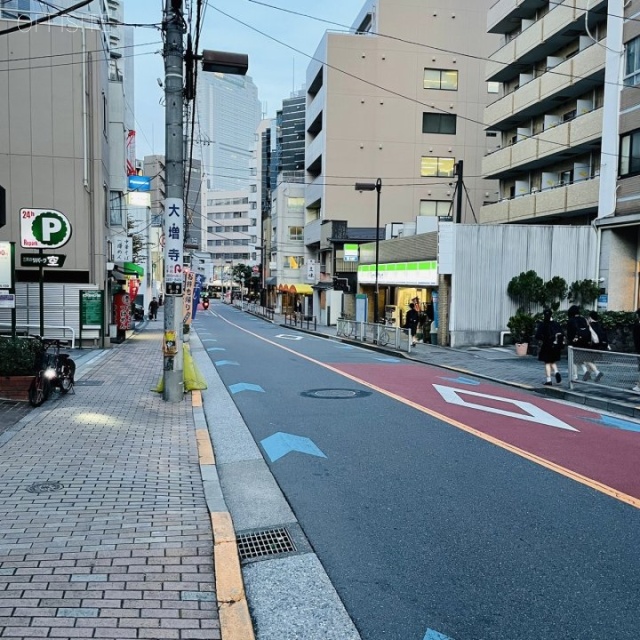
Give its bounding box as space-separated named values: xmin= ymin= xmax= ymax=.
xmin=20 ymin=208 xmax=72 ymax=249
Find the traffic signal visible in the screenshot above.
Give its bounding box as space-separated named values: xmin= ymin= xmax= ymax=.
xmin=0 ymin=185 xmax=5 ymax=228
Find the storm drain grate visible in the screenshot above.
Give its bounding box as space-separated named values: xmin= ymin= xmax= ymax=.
xmin=237 ymin=527 xmax=296 ymax=561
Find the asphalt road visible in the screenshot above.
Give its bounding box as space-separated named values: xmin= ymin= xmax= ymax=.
xmin=198 ymin=303 xmax=640 ymax=640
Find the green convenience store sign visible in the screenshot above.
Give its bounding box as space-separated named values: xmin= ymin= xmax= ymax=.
xmin=357 ymin=261 xmax=438 ymax=286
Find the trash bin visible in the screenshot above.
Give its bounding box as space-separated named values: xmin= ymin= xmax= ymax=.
xmin=430 ymin=332 xmax=438 ymax=345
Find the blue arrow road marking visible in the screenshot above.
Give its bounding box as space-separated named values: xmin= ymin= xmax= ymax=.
xmin=424 ymin=629 xmax=454 ymax=640
xmin=335 ymin=345 xmax=355 ymax=350
xmin=229 ymin=383 xmax=264 ymax=394
xmin=441 ymin=376 xmax=480 ymax=386
xmin=588 ymin=415 xmax=640 ymax=433
xmin=206 ymin=347 xmax=226 ymax=352
xmin=374 ymin=357 xmax=401 ymax=363
xmin=261 ymin=432 xmax=327 ymax=462
xmin=214 ymin=360 xmax=238 ymax=366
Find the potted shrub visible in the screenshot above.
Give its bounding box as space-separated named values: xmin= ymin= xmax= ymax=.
xmin=0 ymin=337 xmax=41 ymax=401
xmin=507 ymin=309 xmax=536 ymax=356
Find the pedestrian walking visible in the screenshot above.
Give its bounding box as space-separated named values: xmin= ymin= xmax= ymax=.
xmin=584 ymin=311 xmax=608 ymax=382
xmin=566 ymin=305 xmax=592 ymax=381
xmin=148 ymin=297 xmax=159 ymax=321
xmin=535 ymin=308 xmax=564 ymax=386
xmin=404 ymin=302 xmax=420 ymax=346
xmin=632 ymin=309 xmax=640 ymax=393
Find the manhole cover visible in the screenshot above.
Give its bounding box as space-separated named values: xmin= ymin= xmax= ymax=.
xmin=26 ymin=481 xmax=64 ymax=494
xmin=237 ymin=527 xmax=296 ymax=561
xmin=301 ymin=388 xmax=372 ymax=400
xmin=74 ymin=380 xmax=104 ymax=387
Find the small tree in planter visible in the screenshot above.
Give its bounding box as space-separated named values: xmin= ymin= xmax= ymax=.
xmin=507 ymin=309 xmax=536 ymax=355
xmin=507 ymin=271 xmax=543 ymax=354
xmin=507 ymin=271 xmax=544 ymax=314
xmin=568 ymin=279 xmax=600 ymax=309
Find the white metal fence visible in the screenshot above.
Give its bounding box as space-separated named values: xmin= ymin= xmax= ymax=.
xmin=336 ymin=319 xmax=412 ymax=352
xmin=568 ymin=346 xmax=640 ymax=393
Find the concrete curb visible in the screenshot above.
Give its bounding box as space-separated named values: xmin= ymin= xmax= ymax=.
xmin=191 ymin=388 xmax=256 ymax=640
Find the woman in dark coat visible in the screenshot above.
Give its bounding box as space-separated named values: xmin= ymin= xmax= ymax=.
xmin=404 ymin=303 xmax=420 ymax=346
xmin=535 ymin=308 xmax=563 ymax=386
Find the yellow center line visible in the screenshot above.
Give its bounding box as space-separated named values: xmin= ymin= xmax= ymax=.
xmin=209 ymin=315 xmax=640 ymax=510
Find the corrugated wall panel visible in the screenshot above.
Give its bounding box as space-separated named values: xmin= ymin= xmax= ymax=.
xmin=452 ymin=225 xmax=597 ymax=339
xmin=0 ymin=283 xmax=99 ymax=339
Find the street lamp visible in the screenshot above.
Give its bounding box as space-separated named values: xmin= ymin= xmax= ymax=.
xmin=354 ymin=178 xmax=382 ymax=324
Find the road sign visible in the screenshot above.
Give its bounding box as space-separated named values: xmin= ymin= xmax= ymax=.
xmin=21 ymin=254 xmax=66 ymax=268
xmin=0 ymin=242 xmax=12 ymax=288
xmin=20 ymin=208 xmax=72 ymax=249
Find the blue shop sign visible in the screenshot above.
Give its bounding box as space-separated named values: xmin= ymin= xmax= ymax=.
xmin=128 ymin=176 xmax=151 ymax=192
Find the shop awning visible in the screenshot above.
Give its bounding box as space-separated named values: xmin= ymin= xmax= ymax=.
xmin=278 ymin=283 xmax=289 ymax=292
xmin=265 ymin=276 xmax=277 ymax=286
xmin=290 ymin=284 xmax=313 ymax=295
xmin=123 ymin=261 xmax=144 ymax=277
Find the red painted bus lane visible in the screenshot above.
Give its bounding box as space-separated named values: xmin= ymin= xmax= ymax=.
xmin=336 ymin=362 xmax=640 ymax=505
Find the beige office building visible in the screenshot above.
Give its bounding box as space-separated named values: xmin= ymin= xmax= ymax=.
xmin=304 ymin=0 xmax=499 ymax=290
xmin=481 ymin=0 xmax=610 ymax=225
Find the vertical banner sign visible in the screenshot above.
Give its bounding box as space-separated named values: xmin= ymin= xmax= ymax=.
xmin=0 ymin=241 xmax=12 ymax=289
xmin=182 ymin=271 xmax=196 ymax=326
xmin=192 ymin=273 xmax=205 ymax=319
xmin=164 ymin=197 xmax=184 ymax=295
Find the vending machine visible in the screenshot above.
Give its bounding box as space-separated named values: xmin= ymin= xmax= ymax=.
xmin=384 ymin=305 xmax=400 ymax=327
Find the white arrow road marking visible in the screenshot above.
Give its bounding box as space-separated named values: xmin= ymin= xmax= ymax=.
xmin=275 ymin=334 xmax=304 ymax=341
xmin=433 ymin=385 xmax=579 ymax=432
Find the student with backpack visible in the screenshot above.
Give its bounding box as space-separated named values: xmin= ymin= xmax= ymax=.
xmin=567 ymin=305 xmax=592 ymax=381
xmin=535 ymin=308 xmax=564 ymax=386
xmin=583 ymin=310 xmax=609 ymax=382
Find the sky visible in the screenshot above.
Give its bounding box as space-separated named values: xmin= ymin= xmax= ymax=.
xmin=124 ymin=0 xmax=367 ymax=158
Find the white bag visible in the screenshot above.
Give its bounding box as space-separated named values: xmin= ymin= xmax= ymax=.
xmin=588 ymin=324 xmax=599 ymax=345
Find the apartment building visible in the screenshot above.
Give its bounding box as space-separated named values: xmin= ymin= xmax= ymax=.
xmin=201 ymin=190 xmax=257 ymax=281
xmin=597 ymin=0 xmax=640 ymax=309
xmin=0 ymin=1 xmax=127 ymax=343
xmin=481 ymin=0 xmax=610 ymax=224
xmin=304 ymin=0 xmax=499 ymax=322
xmin=257 ymin=92 xmax=307 ymax=308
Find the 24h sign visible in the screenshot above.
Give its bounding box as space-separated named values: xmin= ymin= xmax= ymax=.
xmin=20 ymin=208 xmax=72 ymax=249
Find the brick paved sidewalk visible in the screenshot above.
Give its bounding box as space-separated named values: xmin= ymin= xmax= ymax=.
xmin=0 ymin=331 xmax=220 ymax=639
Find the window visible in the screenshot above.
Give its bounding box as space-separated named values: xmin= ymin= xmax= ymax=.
xmin=625 ymin=37 xmax=640 ymax=86
xmin=487 ymin=81 xmax=500 ymax=94
xmin=420 ymin=156 xmax=455 ymax=177
xmin=424 ymin=68 xmax=458 ymax=91
xmin=422 ymin=113 xmax=457 ymax=135
xmin=620 ymin=130 xmax=640 ymax=176
xmin=286 ymin=256 xmax=304 ymax=269
xmin=420 ymin=200 xmax=452 ymax=217
xmin=288 ymin=226 xmax=303 ymax=240
xmin=287 ymin=197 xmax=304 ymax=211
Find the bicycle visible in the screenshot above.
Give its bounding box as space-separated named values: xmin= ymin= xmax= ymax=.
xmin=29 ymin=337 xmax=76 ymax=407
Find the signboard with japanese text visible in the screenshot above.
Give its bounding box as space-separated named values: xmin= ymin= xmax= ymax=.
xmin=164 ymin=197 xmax=184 ymax=293
xmin=113 ymin=237 xmax=132 ymax=262
xmin=192 ymin=273 xmax=205 ymax=320
xmin=20 ymin=208 xmax=72 ymax=249
xmin=21 ymin=253 xmax=66 ymax=268
xmin=343 ymin=244 xmax=359 ymax=262
xmin=182 ymin=271 xmax=196 ymax=325
xmin=0 ymin=241 xmax=13 ymax=289
xmin=80 ymin=290 xmax=104 ymax=329
xmin=0 ymin=293 xmax=15 ymax=309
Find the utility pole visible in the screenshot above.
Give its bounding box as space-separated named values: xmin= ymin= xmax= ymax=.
xmin=455 ymin=160 xmax=464 ymax=224
xmin=162 ymin=0 xmax=185 ymax=402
